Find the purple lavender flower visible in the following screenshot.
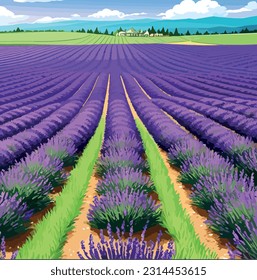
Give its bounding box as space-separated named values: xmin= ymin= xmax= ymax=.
xmin=0 ymin=236 xmax=18 ymax=260
xmin=44 ymin=136 xmax=78 ymax=166
xmin=231 ymin=214 xmax=257 ymax=259
xmin=207 ymin=189 xmax=257 ymax=238
xmin=78 ymin=222 xmax=174 ymax=260
xmin=101 ymin=134 xmax=143 ymax=156
xmin=168 ymin=138 xmax=206 ymax=167
xmin=96 ymin=149 xmax=148 ymax=177
xmin=87 ymin=187 xmax=161 ymax=232
xmin=20 ymin=151 xmax=66 ymax=187
xmin=96 ymin=167 xmax=154 ymax=195
xmin=234 ymin=147 xmax=257 ymax=183
xmin=179 ymin=150 xmax=234 ymax=185
xmin=0 ymin=192 xmax=33 ymax=237
xmin=0 ymin=166 xmax=52 ymax=211
xmin=191 ymin=170 xmax=254 ymax=210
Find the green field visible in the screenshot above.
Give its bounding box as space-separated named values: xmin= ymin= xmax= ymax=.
xmin=0 ymin=32 xmax=256 ymax=45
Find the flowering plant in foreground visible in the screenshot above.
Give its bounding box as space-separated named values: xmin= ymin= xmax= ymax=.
xmin=96 ymin=167 xmax=154 ymax=195
xmin=0 ymin=236 xmax=18 ymax=260
xmin=78 ymin=222 xmax=174 ymax=260
xmin=88 ymin=187 xmax=161 ymax=232
xmin=0 ymin=192 xmax=33 ymax=237
xmin=96 ymin=149 xmax=148 ymax=177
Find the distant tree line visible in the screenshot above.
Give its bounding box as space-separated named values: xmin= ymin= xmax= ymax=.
xmin=1 ymin=26 xmax=256 ymax=36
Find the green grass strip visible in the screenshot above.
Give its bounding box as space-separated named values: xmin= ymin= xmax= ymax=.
xmin=136 ymin=119 xmax=217 ymax=259
xmin=17 ymin=118 xmax=105 ymax=259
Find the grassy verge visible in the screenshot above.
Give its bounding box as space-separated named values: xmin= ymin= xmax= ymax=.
xmin=17 ymin=118 xmax=105 ymax=259
xmin=0 ymin=32 xmax=256 ymax=45
xmin=136 ymin=119 xmax=217 ymax=259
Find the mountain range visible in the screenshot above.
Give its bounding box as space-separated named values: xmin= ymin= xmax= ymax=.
xmin=0 ymin=16 xmax=257 ymax=33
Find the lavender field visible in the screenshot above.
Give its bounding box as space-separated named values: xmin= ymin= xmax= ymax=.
xmin=0 ymin=44 xmax=257 ymax=260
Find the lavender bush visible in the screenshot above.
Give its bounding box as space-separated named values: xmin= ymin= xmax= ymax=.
xmin=0 ymin=192 xmax=33 ymax=237
xmin=96 ymin=149 xmax=148 ymax=177
xmin=179 ymin=151 xmax=234 ymax=185
xmin=207 ymin=189 xmax=257 ymax=238
xmin=101 ymin=134 xmax=143 ymax=156
xmin=96 ymin=167 xmax=154 ymax=195
xmin=168 ymin=139 xmax=206 ymax=167
xmin=0 ymin=236 xmax=18 ymax=260
xmin=21 ymin=151 xmax=66 ymax=187
xmin=88 ymin=187 xmax=161 ymax=232
xmin=191 ymin=170 xmax=254 ymax=210
xmin=78 ymin=222 xmax=174 ymax=260
xmin=232 ymin=215 xmax=257 ymax=259
xmin=0 ymin=167 xmax=52 ymax=211
xmin=44 ymin=137 xmax=78 ymax=166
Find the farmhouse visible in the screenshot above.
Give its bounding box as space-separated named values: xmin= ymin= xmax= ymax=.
xmin=117 ymin=28 xmax=150 ymax=37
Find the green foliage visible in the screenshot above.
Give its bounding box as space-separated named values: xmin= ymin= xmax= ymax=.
xmin=16 ymin=119 xmax=105 ymax=259
xmin=136 ymin=119 xmax=217 ymax=259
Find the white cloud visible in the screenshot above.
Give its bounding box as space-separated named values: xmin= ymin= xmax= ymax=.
xmin=227 ymin=1 xmax=257 ymax=14
xmin=88 ymin=8 xmax=147 ymax=19
xmin=14 ymin=0 xmax=63 ymax=2
xmin=71 ymin=14 xmax=81 ymax=18
xmin=33 ymin=16 xmax=71 ymax=23
xmin=158 ymin=0 xmax=227 ymax=19
xmin=158 ymin=0 xmax=257 ymax=19
xmin=0 ymin=6 xmax=28 ymax=25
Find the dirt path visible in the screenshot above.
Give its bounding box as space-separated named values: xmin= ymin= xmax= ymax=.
xmin=122 ymin=74 xmax=229 ymax=259
xmin=61 ymin=75 xmax=110 ymax=259
xmin=159 ymin=149 xmax=230 ymax=259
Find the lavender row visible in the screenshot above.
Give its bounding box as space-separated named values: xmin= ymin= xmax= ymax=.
xmin=168 ymin=139 xmax=257 ymax=259
xmin=122 ymin=72 xmax=257 ymax=259
xmin=80 ymin=76 xmax=174 ymax=260
xmin=0 ymin=73 xmax=98 ymax=171
xmin=122 ymin=73 xmax=192 ymax=150
xmin=153 ymin=98 xmax=257 ymax=182
xmin=0 ymin=72 xmax=87 ymax=115
xmin=0 ymin=73 xmax=107 ymax=239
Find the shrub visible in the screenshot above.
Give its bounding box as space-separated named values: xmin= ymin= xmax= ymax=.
xmin=101 ymin=134 xmax=143 ymax=155
xmin=168 ymin=139 xmax=206 ymax=167
xmin=0 ymin=236 xmax=18 ymax=259
xmin=88 ymin=187 xmax=161 ymax=232
xmin=232 ymin=215 xmax=257 ymax=259
xmin=234 ymin=147 xmax=257 ymax=183
xmin=21 ymin=151 xmax=66 ymax=187
xmin=96 ymin=149 xmax=148 ymax=177
xmin=96 ymin=167 xmax=154 ymax=195
xmin=179 ymin=151 xmax=234 ymax=185
xmin=44 ymin=137 xmax=78 ymax=166
xmin=191 ymin=170 xmax=254 ymax=210
xmin=0 ymin=192 xmax=33 ymax=237
xmin=0 ymin=166 xmax=52 ymax=211
xmin=78 ymin=222 xmax=174 ymax=260
xmin=0 ymin=167 xmax=52 ymax=211
xmin=207 ymin=189 xmax=256 ymax=238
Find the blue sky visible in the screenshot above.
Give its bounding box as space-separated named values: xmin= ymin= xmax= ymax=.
xmin=1 ymin=0 xmax=257 ymax=25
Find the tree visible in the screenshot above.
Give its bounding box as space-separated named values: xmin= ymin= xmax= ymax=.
xmin=223 ymin=30 xmax=227 ymax=34
xmin=81 ymin=28 xmax=86 ymax=33
xmin=150 ymin=26 xmax=156 ymax=34
xmin=169 ymin=31 xmax=174 ymax=36
xmin=204 ymin=31 xmax=209 ymax=35
xmin=94 ymin=27 xmax=100 ymax=34
xmin=104 ymin=28 xmax=109 ymax=35
xmin=195 ymin=30 xmax=202 ymax=35
xmin=185 ymin=30 xmax=191 ymax=35
xmin=160 ymin=27 xmax=165 ymax=35
xmin=174 ymin=28 xmax=180 ymax=36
